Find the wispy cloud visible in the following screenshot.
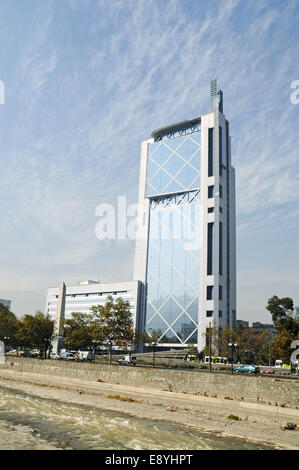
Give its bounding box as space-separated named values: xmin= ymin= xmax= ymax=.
xmin=0 ymin=0 xmax=298 ymax=317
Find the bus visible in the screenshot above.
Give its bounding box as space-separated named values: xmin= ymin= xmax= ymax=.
xmin=204 ymin=356 xmax=228 ymax=364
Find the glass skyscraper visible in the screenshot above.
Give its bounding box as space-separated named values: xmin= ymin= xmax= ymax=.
xmin=134 ymin=81 xmax=236 ymax=351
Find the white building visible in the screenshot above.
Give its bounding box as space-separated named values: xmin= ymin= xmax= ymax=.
xmin=45 ymin=280 xmax=144 ymax=331
xmin=133 ymin=80 xmax=236 ymax=351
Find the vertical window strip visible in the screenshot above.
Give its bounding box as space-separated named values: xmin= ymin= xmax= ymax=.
xmin=219 ymin=222 xmax=223 ymax=276
xmin=208 ymin=128 xmax=213 ymax=177
xmin=219 ymin=126 xmax=222 ymax=176
xmin=207 ymin=222 xmax=213 ymax=275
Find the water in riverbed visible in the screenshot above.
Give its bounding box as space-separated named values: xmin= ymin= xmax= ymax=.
xmin=0 ymin=386 xmax=276 ymax=450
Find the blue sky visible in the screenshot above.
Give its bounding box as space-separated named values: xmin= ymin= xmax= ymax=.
xmin=0 ymin=0 xmax=298 ymax=323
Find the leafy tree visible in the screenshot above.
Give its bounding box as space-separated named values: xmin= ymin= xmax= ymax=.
xmin=0 ymin=305 xmax=20 ymax=347
xmin=129 ymin=329 xmax=148 ymax=354
xmin=203 ymin=323 xmax=269 ymax=365
xmin=269 ymin=328 xmax=295 ymax=364
xmin=203 ymin=323 xmax=237 ymax=360
xmin=16 ymin=311 xmax=54 ymax=358
xmin=63 ymin=312 xmax=93 ymax=352
xmin=235 ymin=327 xmax=269 ymax=364
xmin=266 ymin=295 xmax=299 ymax=362
xmin=266 ymin=295 xmax=298 ymax=334
xmin=90 ymin=296 xmax=134 ymax=364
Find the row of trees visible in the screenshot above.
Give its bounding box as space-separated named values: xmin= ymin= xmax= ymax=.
xmin=63 ymin=297 xmax=145 ymax=362
xmin=0 ymin=297 xmax=143 ymax=361
xmin=0 ymin=304 xmax=54 ymax=358
xmin=204 ymin=323 xmax=270 ymax=365
xmin=204 ymin=295 xmax=299 ymax=365
xmin=1 ymin=294 xmax=298 ymax=365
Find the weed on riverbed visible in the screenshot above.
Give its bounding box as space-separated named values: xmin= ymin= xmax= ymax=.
xmin=106 ymin=395 xmax=140 ymax=403
xmin=227 ymin=414 xmax=240 ymax=421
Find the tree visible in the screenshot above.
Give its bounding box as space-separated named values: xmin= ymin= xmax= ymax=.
xmin=63 ymin=312 xmax=93 ymax=352
xmin=16 ymin=311 xmax=54 ymax=358
xmin=269 ymin=328 xmax=295 ymax=364
xmin=203 ymin=323 xmax=236 ymax=361
xmin=266 ymin=295 xmax=299 ymax=362
xmin=90 ymin=296 xmax=134 ymax=364
xmin=235 ymin=327 xmax=269 ymax=365
xmin=129 ymin=329 xmax=148 ymax=355
xmin=0 ymin=305 xmax=19 ymax=348
xmin=266 ymin=296 xmax=298 ymax=335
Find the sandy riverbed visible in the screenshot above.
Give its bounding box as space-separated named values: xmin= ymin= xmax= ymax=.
xmin=0 ymin=369 xmax=298 ymax=450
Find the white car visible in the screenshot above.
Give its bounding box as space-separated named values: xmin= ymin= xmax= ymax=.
xmin=50 ymin=352 xmax=61 ymax=360
xmin=118 ymin=355 xmax=137 ymax=366
xmin=60 ymin=352 xmax=76 ymax=361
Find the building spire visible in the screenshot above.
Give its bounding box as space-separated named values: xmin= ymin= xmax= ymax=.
xmin=210 ymin=79 xmax=223 ymax=113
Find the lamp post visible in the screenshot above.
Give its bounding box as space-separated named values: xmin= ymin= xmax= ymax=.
xmin=148 ymin=328 xmax=156 ymax=368
xmin=228 ymin=342 xmax=237 ymax=374
xmin=4 ymin=337 xmax=10 ymax=354
xmin=44 ymin=338 xmax=49 ymax=359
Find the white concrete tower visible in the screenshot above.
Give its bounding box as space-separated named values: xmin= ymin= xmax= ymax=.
xmin=134 ymin=80 xmax=236 ymax=352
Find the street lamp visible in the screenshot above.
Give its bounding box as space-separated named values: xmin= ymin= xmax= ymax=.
xmin=148 ymin=329 xmax=156 ymax=368
xmin=44 ymin=338 xmax=49 ymax=359
xmin=4 ymin=337 xmax=10 ymax=354
xmin=228 ymin=342 xmax=237 ymax=374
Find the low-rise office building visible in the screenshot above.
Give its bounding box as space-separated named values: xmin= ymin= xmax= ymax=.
xmin=45 ymin=280 xmax=144 ymax=332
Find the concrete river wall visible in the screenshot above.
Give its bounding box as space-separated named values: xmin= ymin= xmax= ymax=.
xmin=1 ymin=357 xmax=299 ymax=409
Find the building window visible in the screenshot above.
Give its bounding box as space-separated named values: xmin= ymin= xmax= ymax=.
xmin=219 ymin=207 xmax=223 ymax=213
xmin=207 ymin=222 xmax=213 ymax=275
xmin=208 ymin=185 xmax=214 ymax=198
xmin=219 ymin=126 xmax=223 ymax=176
xmin=208 ymin=128 xmax=213 ymax=177
xmin=207 ymin=286 xmax=213 ymax=300
xmin=226 ymin=120 xmax=229 ymax=166
xmin=219 ymin=222 xmax=223 ymax=276
xmin=219 ymin=185 xmax=223 ymax=198
xmin=219 ymin=310 xmax=222 ymax=318
xmin=208 ymin=207 xmax=214 ymax=213
xmin=206 ymin=311 xmax=213 ymax=317
xmin=219 ymin=285 xmax=223 ymax=300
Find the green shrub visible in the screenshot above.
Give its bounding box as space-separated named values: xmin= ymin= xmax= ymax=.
xmin=227 ymin=414 xmax=240 ymax=421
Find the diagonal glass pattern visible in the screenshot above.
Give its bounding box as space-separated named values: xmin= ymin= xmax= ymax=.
xmin=146 ymin=190 xmax=200 ymax=345
xmin=146 ymin=133 xmax=201 ymax=197
xmin=145 ymin=130 xmax=201 ymax=345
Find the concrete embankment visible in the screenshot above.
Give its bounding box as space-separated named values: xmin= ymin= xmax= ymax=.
xmin=1 ymin=357 xmax=299 ymax=410
xmin=0 ymin=358 xmax=299 ymax=449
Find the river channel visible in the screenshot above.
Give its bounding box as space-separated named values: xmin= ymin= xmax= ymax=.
xmin=0 ymin=385 xmax=277 ymax=450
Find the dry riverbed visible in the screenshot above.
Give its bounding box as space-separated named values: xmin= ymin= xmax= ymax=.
xmin=0 ymin=369 xmax=298 ymax=450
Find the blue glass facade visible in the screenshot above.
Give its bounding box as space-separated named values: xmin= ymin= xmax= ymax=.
xmin=145 ymin=132 xmax=201 ymax=345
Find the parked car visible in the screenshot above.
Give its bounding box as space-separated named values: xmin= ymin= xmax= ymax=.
xmin=20 ymin=350 xmax=39 ymax=358
xmin=50 ymin=352 xmax=61 ymax=360
xmin=234 ymin=364 xmax=260 ymax=374
xmin=118 ymin=355 xmax=137 ymax=366
xmin=60 ymin=352 xmax=75 ymax=361
xmin=77 ymin=351 xmax=94 ymax=361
